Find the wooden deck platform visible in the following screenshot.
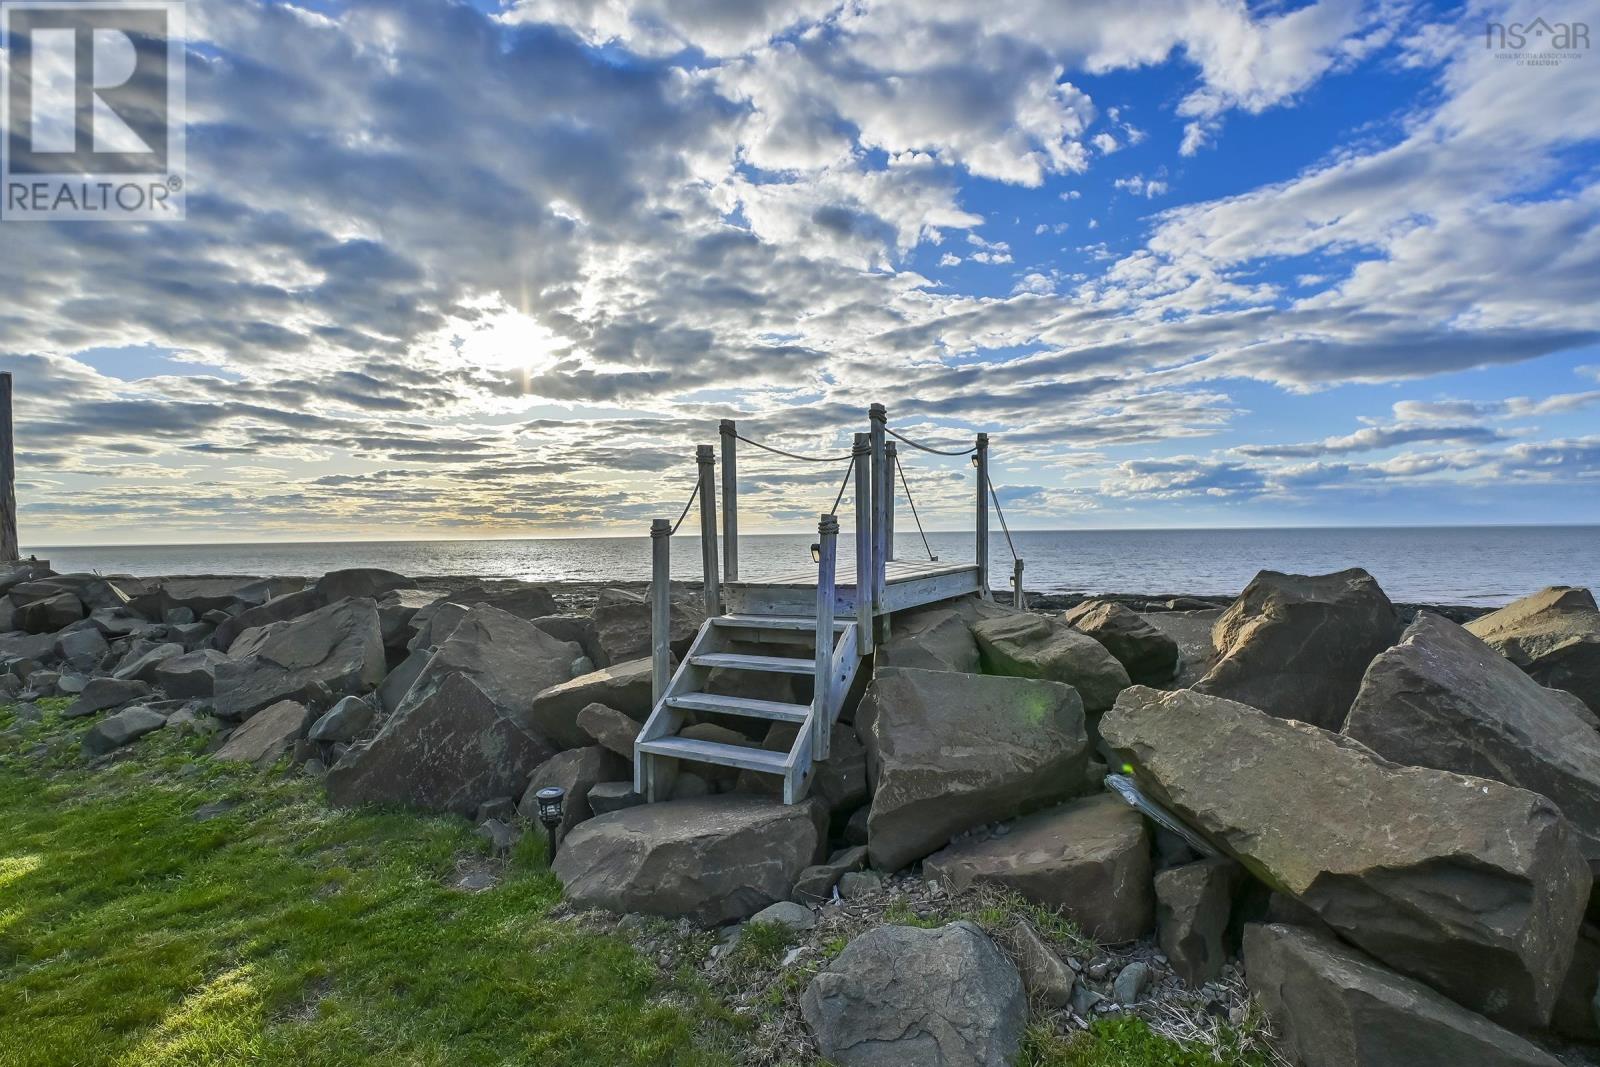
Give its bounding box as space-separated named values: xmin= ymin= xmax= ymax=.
xmin=724 ymin=559 xmax=981 ymax=616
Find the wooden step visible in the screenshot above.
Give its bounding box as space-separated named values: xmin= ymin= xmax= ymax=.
xmin=666 ymin=692 xmax=810 ymax=723
xmin=689 ymin=652 xmax=817 ymax=675
xmin=636 ymin=736 xmax=789 ymax=775
xmin=713 ymin=614 xmax=851 ymax=633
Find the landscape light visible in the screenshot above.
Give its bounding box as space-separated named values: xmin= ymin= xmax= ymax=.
xmin=811 ymin=542 xmax=822 ymax=563
xmin=535 ymin=786 xmax=566 ymax=858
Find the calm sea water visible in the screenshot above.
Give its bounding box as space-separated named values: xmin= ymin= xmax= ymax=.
xmin=25 ymin=526 xmax=1600 ymax=606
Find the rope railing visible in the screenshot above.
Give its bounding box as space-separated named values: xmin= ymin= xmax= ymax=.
xmin=827 ymin=455 xmax=855 ymax=517
xmin=986 ymin=474 xmax=1019 ymax=562
xmin=733 ymin=430 xmax=853 ymax=464
xmin=894 ymin=454 xmax=937 ymax=561
xmin=884 ymin=425 xmax=978 ymax=457
xmin=669 ymin=479 xmax=699 ymax=534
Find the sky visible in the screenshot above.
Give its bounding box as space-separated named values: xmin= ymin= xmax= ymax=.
xmin=2 ymin=0 xmax=1599 ymax=546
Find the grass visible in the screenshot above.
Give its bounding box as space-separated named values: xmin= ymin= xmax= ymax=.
xmin=0 ymin=699 xmax=1266 ymax=1066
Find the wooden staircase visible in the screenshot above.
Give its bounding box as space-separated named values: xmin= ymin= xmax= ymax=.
xmin=634 ymin=613 xmax=862 ymax=804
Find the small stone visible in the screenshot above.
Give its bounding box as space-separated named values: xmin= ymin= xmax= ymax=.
xmin=303 ymin=758 xmax=327 ymax=778
xmin=476 ymin=796 xmax=516 ymax=823
xmin=1113 ymin=961 xmax=1152 ymax=1003
xmin=1087 ymin=959 xmax=1111 ymax=981
xmin=455 ymin=870 xmax=498 ymax=892
xmin=192 ymin=801 xmax=236 ymax=822
xmin=838 ymin=870 xmax=883 ymax=899
xmin=750 ymin=900 xmax=817 ymax=931
xmin=1012 ymin=922 xmax=1075 ymax=1008
xmin=1071 ymin=984 xmax=1104 ymax=1016
xmin=475 ymin=818 xmax=522 ymax=853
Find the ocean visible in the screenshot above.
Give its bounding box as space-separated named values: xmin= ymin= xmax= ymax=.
xmin=25 ymin=525 xmax=1600 ymax=607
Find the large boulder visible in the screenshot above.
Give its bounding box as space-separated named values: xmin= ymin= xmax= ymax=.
xmin=10 ymin=573 xmax=126 ymax=613
xmin=552 ymin=796 xmax=821 ymax=924
xmin=923 ymin=793 xmax=1153 ymax=942
xmin=874 ymin=606 xmax=982 ymax=674
xmin=214 ymin=699 xmax=311 ymax=764
xmin=154 ymin=648 xmax=228 ymax=698
xmin=326 ymin=672 xmax=554 ymax=816
xmin=800 ymin=921 xmax=1026 ymax=1067
xmin=526 ymin=657 xmax=655 ymax=749
xmin=403 ymin=605 xmax=580 ymax=739
xmin=375 ymin=589 xmax=438 ymax=650
xmin=1155 ymin=858 xmax=1244 ymax=987
xmin=862 ymin=667 xmax=1089 ymax=872
xmin=81 ymin=706 xmax=167 ymax=757
xmin=313 ymin=568 xmax=410 ymax=604
xmin=214 ymin=597 xmax=386 ymax=720
xmin=213 ymin=588 xmax=326 ymax=652
xmin=1244 ymin=923 xmax=1562 ymax=1067
xmin=1466 ymin=586 xmax=1600 ymax=715
xmin=1345 ymin=612 xmax=1600 ymax=869
xmin=408 ymin=585 xmax=562 ymax=650
xmin=1194 ymin=568 xmax=1397 ymax=730
xmin=1141 ymin=608 xmax=1221 ymax=688
xmin=516 ymin=746 xmax=628 ymax=836
xmin=971 ymin=611 xmax=1130 ymax=712
xmin=160 ymin=576 xmax=295 ymax=617
xmin=1102 ymin=685 xmax=1590 ymax=1028
xmin=63 ymin=677 xmax=151 ymax=718
xmin=112 ymin=641 xmax=184 ymax=683
xmin=576 ymin=701 xmax=640 ymax=759
xmin=593 ymin=585 xmax=703 ymax=663
xmin=737 ymin=721 xmax=868 ymax=815
xmin=1063 ymin=600 xmax=1181 ymax=685
xmin=17 ymin=590 xmax=85 ymax=634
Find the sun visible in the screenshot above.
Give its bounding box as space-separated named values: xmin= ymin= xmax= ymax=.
xmin=456 ymin=305 xmax=564 ymax=377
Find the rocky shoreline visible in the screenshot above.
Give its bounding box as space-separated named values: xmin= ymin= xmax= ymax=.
xmin=3 ymin=560 xmax=1599 ymax=1066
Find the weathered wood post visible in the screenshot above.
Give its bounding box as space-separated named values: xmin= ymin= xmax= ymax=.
xmin=650 ymin=518 xmax=672 ymax=706
xmin=696 ymin=444 xmax=720 ymax=617
xmin=868 ymin=404 xmax=888 ymax=635
xmin=1012 ymin=557 xmax=1025 ymax=609
xmin=719 ymin=419 xmax=738 ymax=583
xmin=0 ymin=372 xmax=16 ymax=562
xmin=813 ymin=512 xmax=837 ymax=761
xmin=883 ymin=439 xmax=896 ymax=562
xmin=975 ymin=432 xmax=990 ymax=599
xmin=852 ymin=432 xmax=873 ymax=655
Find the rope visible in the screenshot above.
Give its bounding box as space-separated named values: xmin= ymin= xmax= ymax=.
xmin=884 ymin=425 xmax=978 ymax=457
xmin=986 ymin=474 xmax=1019 ymax=561
xmin=827 ymin=455 xmax=856 ymax=516
xmin=895 ymin=455 xmax=936 ymax=561
xmin=734 ymin=431 xmax=852 ymax=464
xmin=669 ymin=479 xmax=699 ymax=534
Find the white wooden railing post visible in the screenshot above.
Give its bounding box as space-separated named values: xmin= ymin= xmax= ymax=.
xmin=883 ymin=440 xmax=896 ymax=563
xmin=868 ymin=404 xmax=888 ymax=632
xmin=1013 ymin=557 xmax=1025 ymax=609
xmin=696 ymin=444 xmax=720 ymax=617
xmin=852 ymin=432 xmax=873 ymax=655
xmin=719 ymin=419 xmax=738 ymax=583
xmin=650 ymin=518 xmax=672 ymax=705
xmin=813 ymin=512 xmax=837 ymax=760
xmin=975 ymin=432 xmax=990 ymax=599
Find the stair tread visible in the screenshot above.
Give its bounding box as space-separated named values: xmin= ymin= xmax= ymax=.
xmin=667 ymin=692 xmax=811 ymax=723
xmin=715 ymin=614 xmax=851 ymax=632
xmin=636 ymin=736 xmax=789 ymax=774
xmin=690 ymin=652 xmax=817 ymax=674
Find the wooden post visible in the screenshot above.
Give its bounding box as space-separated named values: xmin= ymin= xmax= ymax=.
xmin=696 ymin=444 xmax=720 ymax=617
xmin=650 ymin=518 xmax=672 ymax=706
xmin=1013 ymin=557 xmax=1025 ymax=610
xmin=975 ymin=432 xmax=990 ymax=600
xmin=719 ymin=419 xmax=738 ymax=583
xmin=813 ymin=512 xmax=837 ymax=760
xmin=868 ymin=404 xmax=888 ymax=632
xmin=0 ymin=373 xmax=16 ymax=562
xmin=852 ymin=432 xmax=873 ymax=655
xmin=883 ymin=440 xmax=896 ymax=562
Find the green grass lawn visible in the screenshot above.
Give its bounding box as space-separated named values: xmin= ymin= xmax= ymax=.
xmin=0 ymin=700 xmax=1264 ymax=1066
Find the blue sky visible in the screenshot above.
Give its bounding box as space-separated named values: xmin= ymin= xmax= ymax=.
xmin=2 ymin=0 xmax=1598 ymax=544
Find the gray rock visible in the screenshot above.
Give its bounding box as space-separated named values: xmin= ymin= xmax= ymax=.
xmin=63 ymin=677 xmax=151 ymax=718
xmin=161 ymin=575 xmax=295 ymax=617
xmin=1155 ymin=858 xmax=1243 ymax=987
xmin=669 ymin=771 xmax=710 ymax=799
xmin=214 ymin=597 xmax=386 ymax=720
xmin=1063 ymin=600 xmax=1181 ymax=684
xmin=475 ymin=796 xmax=516 ymax=823
xmin=1112 ymin=961 xmax=1152 ymax=1004
xmin=553 ymin=796 xmax=822 ymax=924
xmin=21 ymin=670 xmax=59 ymax=698
xmin=739 ymin=722 xmax=867 ymax=815
xmin=1245 ymin=923 xmax=1562 ymax=1067
xmin=154 ymin=648 xmax=228 ymax=698
xmin=308 ymin=694 xmax=376 ymax=742
xmin=56 ymin=627 xmax=109 ymax=663
xmin=516 ymin=745 xmax=628 ymax=836
xmin=1345 ymin=612 xmax=1600 ymax=868
xmin=801 ymin=921 xmax=1026 ymax=1067
xmin=212 ymin=587 xmax=325 ymax=652
xmin=924 ymin=793 xmax=1152 ymax=942
xmin=313 ymin=567 xmax=410 ymax=604
xmin=793 ymin=846 xmax=868 ymax=904
xmin=112 ymin=641 xmax=185 ymax=683
xmin=1552 ymin=923 xmax=1600 ymax=1042
xmin=214 ymin=699 xmax=311 ymax=764
xmin=874 ymin=606 xmax=982 ymax=674
xmin=528 ymin=613 xmax=609 ymax=669
xmin=972 ymin=610 xmax=1131 ymax=712
xmin=407 ymin=586 xmax=561 ymax=650
xmin=1194 ymin=567 xmax=1398 ymax=729
xmin=1140 ymin=608 xmax=1221 ymax=688
xmin=18 ymin=590 xmax=84 ymax=633
xmin=576 ymin=701 xmax=640 ymax=759
xmin=376 ymin=588 xmax=439 ymax=650
xmin=81 ymin=705 xmax=166 ymax=756
xmin=751 ymin=900 xmax=817 ymax=932
xmin=475 ymin=818 xmax=522 ymax=854
xmin=1102 ymin=685 xmax=1590 ymax=1028
xmin=838 ymin=870 xmax=883 ymax=899
xmin=862 ymin=667 xmax=1090 ymax=872
xmin=526 ymin=657 xmax=655 ymax=749
xmin=592 ymin=585 xmax=703 ymax=663
xmin=376 ymin=646 xmax=430 ymax=715
xmin=325 ymin=672 xmax=554 ymax=817
xmin=1466 ymin=586 xmax=1600 ymax=716
xmin=164 ymin=606 xmax=196 ymax=625
xmin=1011 ymin=921 xmax=1075 ymax=1008
xmin=587 ymin=780 xmax=644 ymax=816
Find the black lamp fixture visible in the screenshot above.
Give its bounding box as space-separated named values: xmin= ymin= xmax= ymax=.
xmin=810 ymin=542 xmax=822 ymax=564
xmin=534 ymin=785 xmax=566 ymax=859
xmin=970 ymin=453 xmax=979 ymax=468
